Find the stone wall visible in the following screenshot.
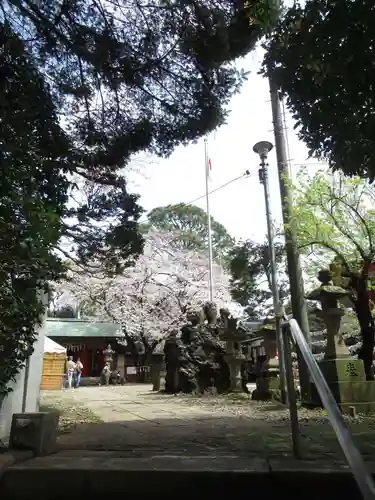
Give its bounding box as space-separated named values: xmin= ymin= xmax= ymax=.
xmin=0 ymin=294 xmax=47 ymax=442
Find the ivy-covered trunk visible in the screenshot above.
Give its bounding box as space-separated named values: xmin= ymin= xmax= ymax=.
xmin=352 ymin=271 xmax=375 ymax=380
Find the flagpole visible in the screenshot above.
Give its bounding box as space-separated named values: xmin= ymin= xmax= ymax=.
xmin=204 ymin=138 xmax=214 ymax=301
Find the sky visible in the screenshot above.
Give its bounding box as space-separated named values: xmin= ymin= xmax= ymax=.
xmin=128 ymin=45 xmax=328 ymax=244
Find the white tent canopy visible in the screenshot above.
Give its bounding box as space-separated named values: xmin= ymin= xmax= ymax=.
xmin=44 ymin=336 xmax=66 ymax=355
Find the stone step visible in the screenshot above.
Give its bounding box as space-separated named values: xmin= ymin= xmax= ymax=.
xmin=0 ymin=452 xmax=372 ymax=500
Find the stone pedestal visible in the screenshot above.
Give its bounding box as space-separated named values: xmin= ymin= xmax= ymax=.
xmin=151 ymin=355 xmax=164 ymax=392
xmin=307 ymin=306 xmax=374 ymax=412
xmin=309 ymin=358 xmax=375 ymax=413
xmin=151 ymin=365 xmax=161 ymax=392
xmin=252 ymin=357 xmax=280 ymax=401
xmin=224 ymin=354 xmax=245 ymax=392
xmin=223 ymin=335 xmax=246 ymax=393
xmin=252 ymin=373 xmax=280 ymax=401
xmin=251 ymin=326 xmax=281 ymax=401
xmin=319 ymin=358 xmax=366 ymax=382
xmin=10 ymin=412 xmax=59 ymax=456
xmin=117 ymin=354 xmax=125 ymax=378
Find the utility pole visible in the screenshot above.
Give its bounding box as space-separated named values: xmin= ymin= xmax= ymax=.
xmin=269 ymin=76 xmax=311 ymax=401
xmin=253 ymin=141 xmax=287 ymax=404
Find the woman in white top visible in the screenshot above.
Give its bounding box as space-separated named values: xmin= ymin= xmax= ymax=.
xmin=66 ymin=356 xmax=76 ymax=389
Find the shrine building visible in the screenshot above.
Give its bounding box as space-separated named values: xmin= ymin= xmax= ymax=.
xmin=45 ymin=318 xmax=127 ymax=377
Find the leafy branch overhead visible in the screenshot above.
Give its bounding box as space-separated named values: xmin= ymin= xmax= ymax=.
xmin=263 ymin=0 xmax=375 ymax=179
xmin=292 ymin=170 xmax=375 ymax=272
xmin=1 ymin=0 xmax=280 ymax=274
xmin=292 ymin=170 xmax=375 ymax=379
xmin=4 ymin=0 xmax=278 ymax=169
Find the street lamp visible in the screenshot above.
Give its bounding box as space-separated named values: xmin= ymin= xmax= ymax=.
xmin=253 ymin=140 xmax=273 ymax=160
xmin=253 ymin=140 xmax=287 ymax=403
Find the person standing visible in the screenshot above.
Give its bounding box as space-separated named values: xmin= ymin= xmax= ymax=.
xmin=75 ymin=357 xmax=83 ymax=388
xmin=66 ymin=356 xmax=76 ymax=389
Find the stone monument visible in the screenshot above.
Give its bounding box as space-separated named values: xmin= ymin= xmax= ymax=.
xmin=162 ymin=303 xmax=242 ymax=394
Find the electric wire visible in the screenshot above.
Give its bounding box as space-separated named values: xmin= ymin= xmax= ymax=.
xmin=185 ymin=170 xmax=251 ymax=206
xmin=137 ymin=158 xmax=327 ymax=226
xmin=138 ymin=169 xmax=251 ymax=225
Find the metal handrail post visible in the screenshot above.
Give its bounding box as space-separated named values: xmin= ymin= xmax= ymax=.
xmin=288 ymin=319 xmax=375 ymax=500
xmin=281 ymin=323 xmax=301 ymax=458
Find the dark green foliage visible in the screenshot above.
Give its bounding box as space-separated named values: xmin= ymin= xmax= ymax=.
xmin=4 ymin=0 xmax=277 ymax=168
xmin=228 ymin=240 xmax=288 ymax=318
xmin=0 ymin=26 xmax=68 ymax=395
xmin=147 ymin=203 xmax=234 ymax=260
xmin=263 ymin=0 xmax=375 ymax=179
xmin=0 ymin=25 xmax=142 ymax=395
xmin=0 ymin=0 xmax=279 ymax=394
xmin=64 ymin=180 xmax=144 ymax=274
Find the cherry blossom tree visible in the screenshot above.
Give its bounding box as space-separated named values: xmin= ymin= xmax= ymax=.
xmin=57 ymin=231 xmax=231 ymax=363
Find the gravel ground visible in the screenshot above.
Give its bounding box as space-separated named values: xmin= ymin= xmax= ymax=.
xmin=141 ymin=390 xmax=372 ymax=426
xmin=40 ymin=386 xmax=375 ymax=460
xmin=40 ymin=395 xmax=102 ymax=434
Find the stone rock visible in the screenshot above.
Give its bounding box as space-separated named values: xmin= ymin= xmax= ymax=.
xmin=163 ymin=304 xmax=246 ymax=394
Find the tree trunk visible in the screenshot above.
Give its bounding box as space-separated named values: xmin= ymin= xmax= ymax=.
xmin=124 ymin=333 xmax=139 ymax=367
xmin=358 ymin=325 xmax=374 ymax=380
xmin=352 ymin=271 xmax=375 ymax=380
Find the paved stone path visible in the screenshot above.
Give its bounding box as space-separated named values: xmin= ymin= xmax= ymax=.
xmin=41 ymin=385 xmax=375 ymax=460
xmin=43 ymin=384 xmax=274 ymax=455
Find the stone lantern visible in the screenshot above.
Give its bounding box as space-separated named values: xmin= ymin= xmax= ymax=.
xmin=251 ymin=319 xmax=281 ymax=400
xmin=103 ymin=344 xmax=115 ymax=369
xmin=307 ymin=269 xmax=356 ymax=361
xmin=306 ymin=269 xmax=367 ymax=409
xmin=151 ymin=341 xmax=166 ymax=392
xmin=218 ymin=316 xmax=246 ymax=392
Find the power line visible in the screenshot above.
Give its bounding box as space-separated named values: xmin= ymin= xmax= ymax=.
xmin=138 ymin=160 xmax=326 ymax=225
xmin=139 ymin=169 xmax=251 ymax=224
xmin=186 ymin=170 xmax=251 ymax=206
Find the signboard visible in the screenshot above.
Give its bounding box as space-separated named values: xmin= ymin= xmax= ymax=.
xmin=126 ymin=366 xmax=137 ymax=375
